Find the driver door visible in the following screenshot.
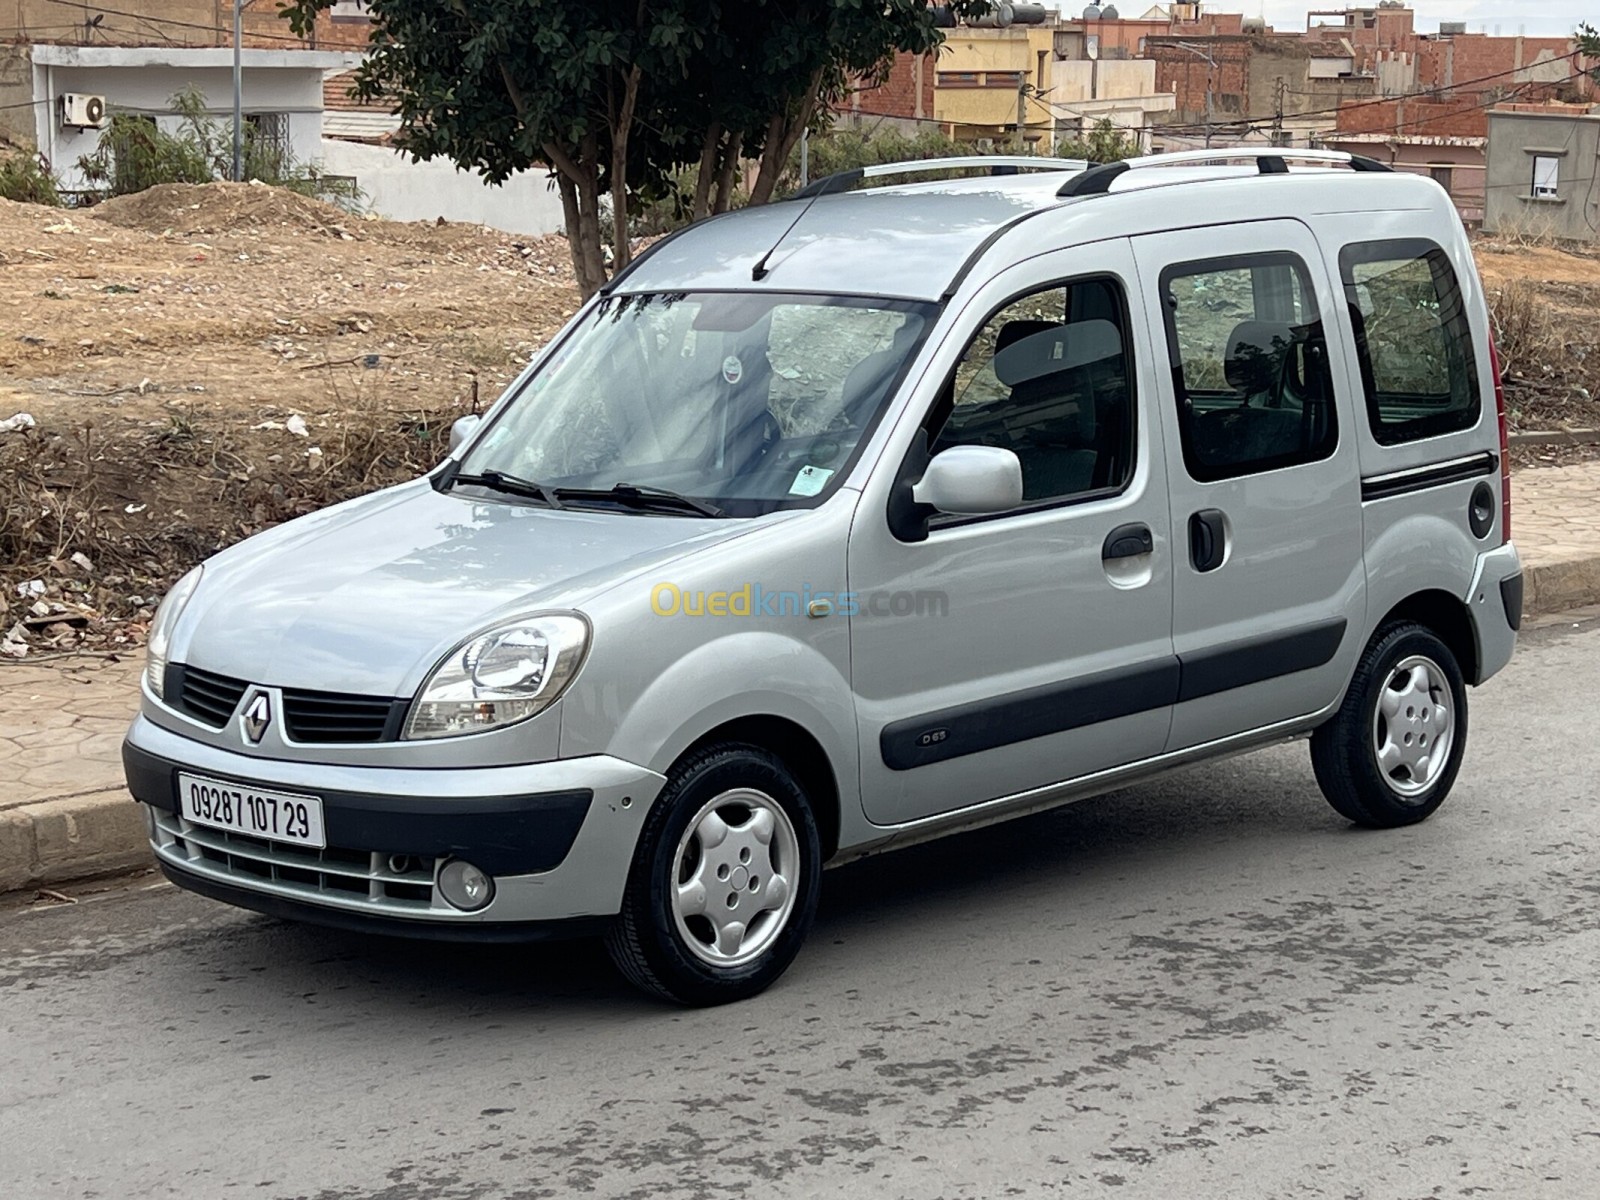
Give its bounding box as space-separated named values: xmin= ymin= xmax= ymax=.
xmin=848 ymin=240 xmax=1177 ymax=827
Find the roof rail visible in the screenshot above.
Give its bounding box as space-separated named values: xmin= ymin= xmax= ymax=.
xmin=1057 ymin=148 xmax=1392 ymax=198
xmin=792 ymin=155 xmax=1089 ymax=200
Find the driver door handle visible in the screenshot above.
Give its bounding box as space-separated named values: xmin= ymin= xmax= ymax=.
xmin=1102 ymin=522 xmax=1154 ymax=561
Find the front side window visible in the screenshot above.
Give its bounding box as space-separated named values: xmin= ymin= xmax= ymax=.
xmin=1339 ymin=239 xmax=1480 ymax=445
xmin=927 ymin=275 xmax=1135 ymax=508
xmin=459 ymin=291 xmax=935 ymax=516
xmin=1161 ymin=252 xmax=1338 ymax=482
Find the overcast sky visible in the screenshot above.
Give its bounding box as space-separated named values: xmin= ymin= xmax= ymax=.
xmin=1251 ymin=3 xmax=1594 ymax=38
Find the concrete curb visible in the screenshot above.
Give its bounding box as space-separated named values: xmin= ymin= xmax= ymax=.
xmin=0 ymin=787 xmax=152 ymax=894
xmin=1509 ymin=428 xmax=1600 ymax=447
xmin=1525 ymin=555 xmax=1600 ymax=619
xmin=4 ymin=554 xmax=1600 ymax=898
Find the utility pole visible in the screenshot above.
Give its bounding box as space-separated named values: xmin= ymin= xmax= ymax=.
xmin=233 ymin=0 xmax=244 ymax=182
xmin=1272 ymin=75 xmax=1285 ymax=146
xmin=1015 ymin=77 xmax=1027 ymax=152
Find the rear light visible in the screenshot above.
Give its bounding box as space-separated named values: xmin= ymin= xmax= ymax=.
xmin=1488 ymin=334 xmax=1510 ymax=544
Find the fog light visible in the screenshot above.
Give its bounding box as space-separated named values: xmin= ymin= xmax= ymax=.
xmin=142 ymin=803 xmax=158 ymax=839
xmin=437 ymin=859 xmax=495 ymax=912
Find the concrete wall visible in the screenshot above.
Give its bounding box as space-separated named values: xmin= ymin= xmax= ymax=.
xmin=0 ymin=45 xmax=33 ymax=147
xmin=1050 ymin=59 xmax=1160 ymax=104
xmin=1483 ymin=111 xmax=1600 ymax=241
xmin=1245 ymin=44 xmax=1378 ymax=122
xmin=317 ymin=139 xmax=565 ymax=237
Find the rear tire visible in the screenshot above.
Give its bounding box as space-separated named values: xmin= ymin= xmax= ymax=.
xmin=1311 ymin=621 xmax=1467 ymax=828
xmin=605 ymin=742 xmax=821 ymax=1005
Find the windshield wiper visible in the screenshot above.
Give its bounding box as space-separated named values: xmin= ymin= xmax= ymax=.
xmin=554 ymin=482 xmax=724 ymax=518
xmin=450 ymin=469 xmax=565 ymax=509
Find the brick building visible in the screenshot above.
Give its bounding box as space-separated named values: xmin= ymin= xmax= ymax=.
xmin=1320 ymin=18 xmax=1594 ymax=223
xmin=3 ymin=0 xmax=370 ymax=52
xmin=842 ymin=51 xmax=937 ymax=131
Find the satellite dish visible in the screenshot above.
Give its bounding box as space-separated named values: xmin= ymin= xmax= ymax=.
xmin=1082 ymin=3 xmax=1103 ymax=18
xmin=1102 ymin=3 xmax=1119 ymax=16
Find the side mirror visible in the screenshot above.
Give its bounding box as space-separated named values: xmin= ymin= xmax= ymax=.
xmin=911 ymin=445 xmax=1023 ymax=516
xmin=448 ymin=414 xmax=482 ymax=455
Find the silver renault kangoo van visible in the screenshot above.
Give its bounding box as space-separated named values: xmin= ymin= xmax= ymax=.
xmin=124 ymin=150 xmax=1522 ymax=1003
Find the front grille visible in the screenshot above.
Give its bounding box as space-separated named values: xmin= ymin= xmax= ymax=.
xmin=282 ymin=689 xmax=405 ymax=744
xmin=168 ymin=664 xmax=405 ymax=743
xmin=175 ymin=665 xmax=249 ymax=728
xmin=151 ymin=806 xmax=437 ymax=911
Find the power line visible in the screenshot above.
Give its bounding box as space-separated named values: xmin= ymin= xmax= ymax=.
xmin=32 ymin=0 xmax=324 ymax=46
xmin=1149 ymin=45 xmax=1588 ymax=132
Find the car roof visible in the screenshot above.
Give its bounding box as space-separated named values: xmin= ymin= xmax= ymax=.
xmin=612 ymin=165 xmax=1444 ymax=303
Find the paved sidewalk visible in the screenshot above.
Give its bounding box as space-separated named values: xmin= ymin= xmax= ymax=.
xmin=1510 ymin=463 xmax=1600 ymax=615
xmin=0 ymin=656 xmax=147 ymax=891
xmin=4 ymin=458 xmax=1600 ymax=894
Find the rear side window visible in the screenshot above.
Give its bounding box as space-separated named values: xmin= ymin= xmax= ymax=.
xmin=1339 ymin=239 xmax=1481 ymax=445
xmin=1160 ymin=252 xmax=1338 ymax=482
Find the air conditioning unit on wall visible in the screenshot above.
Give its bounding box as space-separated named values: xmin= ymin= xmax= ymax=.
xmin=59 ymin=93 xmax=108 ymax=129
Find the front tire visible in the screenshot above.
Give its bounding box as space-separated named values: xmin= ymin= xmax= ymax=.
xmin=1311 ymin=621 xmax=1468 ymax=828
xmin=605 ymin=743 xmax=822 ymax=1005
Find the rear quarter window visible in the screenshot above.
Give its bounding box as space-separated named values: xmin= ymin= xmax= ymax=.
xmin=1339 ymin=238 xmax=1481 ymax=446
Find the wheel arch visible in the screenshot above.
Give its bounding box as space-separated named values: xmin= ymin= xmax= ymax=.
xmin=675 ymin=716 xmax=842 ymax=863
xmin=1377 ymin=589 xmax=1480 ymax=684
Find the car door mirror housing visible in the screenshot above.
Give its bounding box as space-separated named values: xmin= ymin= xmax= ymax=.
xmin=448 ymin=414 xmax=482 ymax=455
xmin=911 ymin=445 xmax=1024 ymax=516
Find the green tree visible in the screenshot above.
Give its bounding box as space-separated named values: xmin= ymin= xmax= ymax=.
xmin=0 ymin=152 xmax=63 ymax=206
xmin=1055 ymin=117 xmax=1140 ymax=164
xmin=279 ymin=0 xmax=981 ymax=298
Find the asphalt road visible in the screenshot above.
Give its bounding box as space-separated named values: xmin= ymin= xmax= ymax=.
xmin=4 ymin=616 xmax=1600 ymax=1200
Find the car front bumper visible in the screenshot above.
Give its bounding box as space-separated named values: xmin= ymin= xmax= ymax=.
xmin=123 ymin=714 xmax=666 ymax=934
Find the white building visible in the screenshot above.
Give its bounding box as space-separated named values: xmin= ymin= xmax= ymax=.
xmin=18 ymin=44 xmax=359 ymax=193
xmin=1 ymin=42 xmax=563 ymax=237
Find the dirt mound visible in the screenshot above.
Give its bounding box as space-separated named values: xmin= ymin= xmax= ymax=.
xmin=90 ymin=181 xmax=358 ymax=236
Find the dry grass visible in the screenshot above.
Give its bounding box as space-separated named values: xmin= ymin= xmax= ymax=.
xmin=0 ymin=393 xmax=454 ymax=653
xmin=1486 ymin=276 xmax=1600 ymax=430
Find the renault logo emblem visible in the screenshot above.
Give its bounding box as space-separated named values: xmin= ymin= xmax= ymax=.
xmin=242 ymin=692 xmax=272 ymax=744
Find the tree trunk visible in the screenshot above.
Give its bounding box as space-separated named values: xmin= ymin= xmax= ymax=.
xmin=692 ymin=122 xmax=722 ymax=222
xmin=546 ymin=139 xmax=609 ymax=300
xmin=712 ymin=130 xmax=743 ymax=214
xmin=576 ymin=133 xmax=608 ymax=296
xmin=748 ymin=69 xmax=826 ymax=206
xmin=609 ymin=65 xmax=642 ymax=271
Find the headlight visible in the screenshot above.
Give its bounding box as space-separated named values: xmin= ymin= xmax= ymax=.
xmin=144 ymin=566 xmax=203 ymax=701
xmin=404 ymin=614 xmax=589 ymax=740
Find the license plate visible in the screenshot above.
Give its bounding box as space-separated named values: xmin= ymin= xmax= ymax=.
xmin=177 ymin=772 xmax=326 ymax=849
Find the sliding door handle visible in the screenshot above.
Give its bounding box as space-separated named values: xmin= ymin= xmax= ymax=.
xmin=1189 ymin=509 xmax=1227 ymax=573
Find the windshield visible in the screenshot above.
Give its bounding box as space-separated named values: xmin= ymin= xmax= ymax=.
xmin=459 ymin=291 xmax=938 ymax=516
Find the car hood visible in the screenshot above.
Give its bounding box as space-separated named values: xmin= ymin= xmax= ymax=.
xmin=177 ymin=479 xmax=783 ymax=696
